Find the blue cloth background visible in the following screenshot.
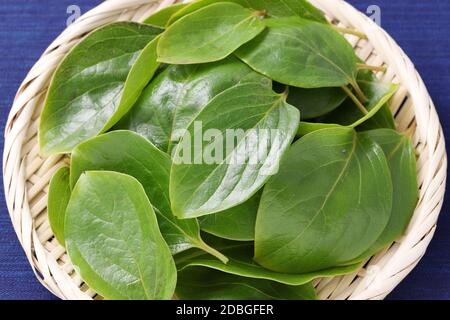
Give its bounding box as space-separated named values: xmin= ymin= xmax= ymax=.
xmin=0 ymin=0 xmax=449 ymax=300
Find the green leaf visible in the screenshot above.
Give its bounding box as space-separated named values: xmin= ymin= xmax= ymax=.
xmin=168 ymin=0 xmax=326 ymax=25
xmin=48 ymin=166 xmax=71 ymax=246
xmin=143 ymin=3 xmax=189 ymax=27
xmin=283 ymin=85 xmax=347 ymax=119
xmin=176 ymin=267 xmax=317 ymax=300
xmin=297 ymin=122 xmax=342 ymax=136
xmin=170 ymin=83 xmax=300 ymax=219
xmin=176 ymin=235 xmax=363 ymax=286
xmin=244 ymin=0 xmax=326 ymax=22
xmin=296 ymin=71 xmax=398 ymax=136
xmin=344 ymin=62 xmax=396 ymax=131
xmin=65 ymin=171 xmax=176 ymax=300
xmin=115 ymin=56 xmax=271 ymax=154
xmin=70 ymin=131 xmax=227 ymax=262
xmin=357 ymin=105 xmax=396 ymax=131
xmin=255 ymin=127 xmax=393 ymax=273
xmin=157 ymin=2 xmax=266 ymax=64
xmin=105 ymin=37 xmax=161 ymax=131
xmin=199 ymin=191 xmax=262 ymax=241
xmin=167 ymin=0 xmax=249 ymax=25
xmin=320 ymin=70 xmax=398 ymax=127
xmin=353 ymin=129 xmax=418 ymax=260
xmin=39 ymin=22 xmax=162 ymax=156
xmin=236 ymin=17 xmax=358 ymax=88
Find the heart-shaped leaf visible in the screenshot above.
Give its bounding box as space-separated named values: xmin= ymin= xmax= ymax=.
xmin=157 ymin=2 xmax=266 ymax=64
xmin=176 ymin=267 xmax=317 ymax=300
xmin=115 ymin=57 xmax=271 ymax=154
xmin=255 ymin=127 xmax=393 ymax=273
xmin=65 ymin=171 xmax=177 ymax=300
xmin=199 ymin=191 xmax=262 ymax=241
xmin=236 ymin=17 xmax=358 ymax=88
xmin=176 ymin=235 xmax=363 ymax=285
xmin=71 ymin=131 xmax=227 ymax=262
xmin=39 ymin=22 xmax=162 ymax=155
xmin=353 ymin=129 xmax=418 ymax=260
xmin=143 ymin=3 xmax=189 ymax=27
xmin=168 ymin=0 xmax=326 ymax=25
xmin=48 ymin=166 xmax=71 ymax=246
xmin=170 ymin=82 xmax=300 ymax=219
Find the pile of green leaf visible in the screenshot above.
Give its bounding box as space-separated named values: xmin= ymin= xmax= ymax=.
xmin=41 ymin=0 xmax=418 ymax=300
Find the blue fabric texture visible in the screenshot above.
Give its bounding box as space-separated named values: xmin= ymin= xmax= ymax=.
xmin=0 ymin=0 xmax=449 ymax=300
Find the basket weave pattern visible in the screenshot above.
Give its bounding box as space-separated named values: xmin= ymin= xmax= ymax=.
xmin=2 ymin=0 xmax=447 ymax=300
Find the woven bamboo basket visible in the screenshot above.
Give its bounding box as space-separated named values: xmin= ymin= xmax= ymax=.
xmin=2 ymin=0 xmax=447 ymax=300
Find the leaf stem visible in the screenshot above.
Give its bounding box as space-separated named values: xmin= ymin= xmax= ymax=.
xmin=332 ymin=26 xmax=368 ymax=39
xmin=197 ymin=240 xmax=229 ymax=264
xmin=341 ymin=86 xmax=369 ymax=115
xmin=350 ymin=80 xmax=368 ymax=103
xmin=357 ymin=63 xmax=387 ymax=72
xmin=282 ymin=85 xmax=290 ymax=98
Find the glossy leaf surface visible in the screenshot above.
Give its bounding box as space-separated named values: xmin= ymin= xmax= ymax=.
xmin=199 ymin=191 xmax=262 ymax=241
xmin=40 ymin=22 xmax=162 ymax=155
xmin=170 ymin=83 xmax=300 ymax=219
xmin=157 ymin=2 xmax=266 ymax=64
xmin=177 ymin=267 xmax=317 ymax=300
xmin=255 ymin=128 xmax=393 ymax=273
xmin=115 ymin=57 xmax=270 ymax=153
xmin=236 ymin=17 xmax=358 ymax=88
xmin=65 ymin=171 xmax=176 ymax=300
xmin=48 ymin=166 xmax=71 ymax=246
xmin=70 ymin=131 xmax=225 ymax=260
xmin=355 ymin=129 xmax=418 ymax=259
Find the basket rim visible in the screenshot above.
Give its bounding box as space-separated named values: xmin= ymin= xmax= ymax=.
xmin=2 ymin=0 xmax=447 ymax=300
